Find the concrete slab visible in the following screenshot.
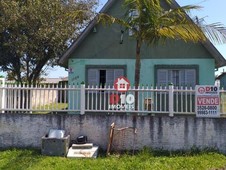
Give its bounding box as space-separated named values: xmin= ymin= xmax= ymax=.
xmin=72 ymin=143 xmax=93 ymax=149
xmin=67 ymin=145 xmax=99 ymax=158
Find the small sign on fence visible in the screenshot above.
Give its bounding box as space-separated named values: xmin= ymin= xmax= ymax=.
xmin=109 ymin=77 xmax=134 ymax=111
xmin=113 ymin=76 xmax=130 ymax=92
xmin=195 ymin=85 xmax=220 ymax=117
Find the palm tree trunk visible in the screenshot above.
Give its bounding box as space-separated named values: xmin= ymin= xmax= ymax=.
xmin=134 ymin=39 xmax=141 ymax=110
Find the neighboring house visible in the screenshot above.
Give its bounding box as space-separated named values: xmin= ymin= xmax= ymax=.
xmin=3 ymin=77 xmax=68 ymax=109
xmin=59 ymin=0 xmax=226 ymax=88
xmin=5 ymin=77 xmax=68 ymax=85
xmin=216 ymin=72 xmax=226 ymax=89
xmin=41 ymin=77 xmax=68 ymax=84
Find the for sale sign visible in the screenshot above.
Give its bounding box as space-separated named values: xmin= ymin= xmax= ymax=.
xmin=195 ymin=85 xmax=220 ymax=117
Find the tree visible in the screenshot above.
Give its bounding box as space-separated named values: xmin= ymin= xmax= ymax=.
xmin=98 ymin=0 xmax=226 ymax=109
xmin=0 ymin=0 xmax=97 ymax=85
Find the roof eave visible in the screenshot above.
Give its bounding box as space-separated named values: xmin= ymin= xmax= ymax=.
xmin=202 ymin=40 xmax=226 ymax=68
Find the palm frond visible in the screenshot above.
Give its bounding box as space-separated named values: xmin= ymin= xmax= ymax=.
xmin=97 ymin=0 xmax=226 ymax=46
xmin=166 ymin=5 xmax=202 ymax=16
xmin=165 ymin=7 xmax=226 ymax=45
xmin=197 ymin=21 xmax=226 ymax=44
xmin=139 ymin=4 xmax=206 ymax=44
xmin=97 ymin=13 xmax=130 ymax=28
xmin=158 ymin=23 xmax=206 ymax=42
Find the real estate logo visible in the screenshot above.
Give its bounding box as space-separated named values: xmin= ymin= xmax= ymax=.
xmin=109 ymin=77 xmax=134 ymax=110
xmin=113 ymin=76 xmax=130 ymax=92
xmin=195 ymin=85 xmax=220 ymax=117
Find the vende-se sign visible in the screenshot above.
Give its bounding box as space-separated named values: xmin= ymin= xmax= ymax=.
xmin=197 ymin=97 xmax=219 ymax=105
xmin=195 ymin=85 xmax=220 ymax=117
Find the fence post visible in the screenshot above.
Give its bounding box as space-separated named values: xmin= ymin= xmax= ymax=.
xmin=169 ymin=84 xmax=174 ymax=117
xmin=80 ymin=84 xmax=85 ymax=115
xmin=0 ymin=78 xmax=5 ymax=113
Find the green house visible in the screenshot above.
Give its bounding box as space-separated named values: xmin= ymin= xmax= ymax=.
xmin=59 ymin=0 xmax=226 ymax=88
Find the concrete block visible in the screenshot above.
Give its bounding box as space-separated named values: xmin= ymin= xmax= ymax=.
xmin=41 ymin=135 xmax=70 ymax=156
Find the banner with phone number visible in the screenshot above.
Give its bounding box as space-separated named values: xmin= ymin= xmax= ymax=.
xmin=195 ymin=85 xmax=220 ymax=117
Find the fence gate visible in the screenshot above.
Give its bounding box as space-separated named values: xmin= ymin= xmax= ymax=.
xmin=0 ymin=78 xmax=5 ymax=113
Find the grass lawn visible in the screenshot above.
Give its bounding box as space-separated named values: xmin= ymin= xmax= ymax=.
xmin=0 ymin=148 xmax=226 ymax=170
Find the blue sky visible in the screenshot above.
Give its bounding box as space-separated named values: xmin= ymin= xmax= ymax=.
xmin=2 ymin=0 xmax=225 ymax=78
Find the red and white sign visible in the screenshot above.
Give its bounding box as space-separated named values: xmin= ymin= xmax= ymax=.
xmin=114 ymin=76 xmax=130 ymax=92
xmin=197 ymin=97 xmax=219 ymax=105
xmin=195 ymin=85 xmax=220 ymax=117
xmin=109 ymin=77 xmax=134 ymax=111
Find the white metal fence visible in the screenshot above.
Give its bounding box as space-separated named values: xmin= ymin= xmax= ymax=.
xmin=83 ymin=85 xmax=196 ymax=116
xmin=1 ymin=80 xmax=226 ymax=116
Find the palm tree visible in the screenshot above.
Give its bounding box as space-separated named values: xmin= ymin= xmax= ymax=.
xmin=98 ymin=0 xmax=226 ymax=109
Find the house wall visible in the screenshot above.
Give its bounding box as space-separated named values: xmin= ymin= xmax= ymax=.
xmin=1 ymin=113 xmax=226 ymax=153
xmin=71 ymin=0 xmax=212 ymax=61
xmin=67 ymin=0 xmax=216 ymax=86
xmin=68 ymin=58 xmax=215 ymax=86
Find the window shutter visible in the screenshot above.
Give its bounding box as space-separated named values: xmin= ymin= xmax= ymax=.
xmin=185 ymin=69 xmax=196 ymax=87
xmin=168 ymin=70 xmax=172 ymax=84
xmin=179 ymin=70 xmax=185 ymax=87
xmin=106 ymin=69 xmax=124 ymax=86
xmin=157 ymin=69 xmax=168 ymax=86
xmin=114 ymin=69 xmax=124 ymax=79
xmin=106 ymin=69 xmax=114 ymax=86
xmin=157 ymin=68 xmax=196 ymax=87
xmin=88 ymin=69 xmax=99 ymax=86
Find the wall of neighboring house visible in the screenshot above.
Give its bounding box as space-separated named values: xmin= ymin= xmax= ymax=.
xmin=4 ymin=80 xmax=68 ymax=109
xmin=218 ymin=74 xmax=226 ymax=89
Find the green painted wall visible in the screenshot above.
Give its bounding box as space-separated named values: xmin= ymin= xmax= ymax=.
xmin=68 ymin=58 xmax=215 ymax=86
xmin=67 ymin=0 xmax=216 ymax=86
xmin=70 ymin=0 xmax=212 ymax=60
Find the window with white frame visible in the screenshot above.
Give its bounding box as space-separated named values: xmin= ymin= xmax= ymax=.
xmin=87 ymin=67 xmax=125 ymax=87
xmin=156 ymin=68 xmax=197 ymax=87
